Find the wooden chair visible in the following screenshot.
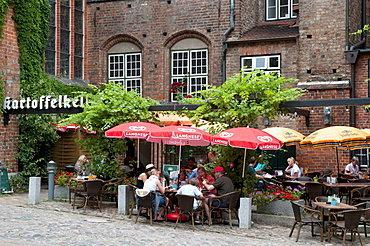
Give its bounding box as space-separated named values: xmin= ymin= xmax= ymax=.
xmin=100 ymin=178 xmax=123 ymax=207
xmin=289 ymin=201 xmax=323 ymax=242
xmin=328 ymin=209 xmax=364 ymax=246
xmin=305 ymin=182 xmax=324 ymax=206
xmin=135 ymin=189 xmax=155 ymax=225
xmin=174 ymin=194 xmax=204 ymax=231
xmin=208 ymin=191 xmax=240 ymax=228
xmin=73 ymin=180 xmax=104 ymax=212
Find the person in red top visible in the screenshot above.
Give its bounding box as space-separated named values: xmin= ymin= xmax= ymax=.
xmin=197 ymin=167 xmax=217 ymax=197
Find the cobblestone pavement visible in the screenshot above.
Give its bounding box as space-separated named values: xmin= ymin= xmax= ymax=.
xmin=0 ymin=189 xmax=369 ymax=246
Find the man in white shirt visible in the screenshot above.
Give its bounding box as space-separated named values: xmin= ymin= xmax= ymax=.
xmin=345 ymin=156 xmax=362 ymax=176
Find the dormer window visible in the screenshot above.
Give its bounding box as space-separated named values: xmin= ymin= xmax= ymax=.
xmin=266 ymin=0 xmax=298 ymax=21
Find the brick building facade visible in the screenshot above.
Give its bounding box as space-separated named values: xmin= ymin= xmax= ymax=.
xmin=1 ymin=0 xmax=370 ymax=173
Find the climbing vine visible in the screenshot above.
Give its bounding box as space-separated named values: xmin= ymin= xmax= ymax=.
xmin=0 ymin=1 xmax=90 ymax=177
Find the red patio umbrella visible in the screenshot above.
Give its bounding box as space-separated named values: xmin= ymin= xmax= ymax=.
xmin=147 ymin=125 xmax=212 ymax=169
xmin=105 ymin=122 xmax=161 ymax=167
xmin=212 ymin=127 xmax=283 ymax=178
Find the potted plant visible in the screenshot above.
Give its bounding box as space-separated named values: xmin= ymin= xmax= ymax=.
xmin=54 ymin=171 xmax=76 ymax=199
xmin=249 ymin=185 xmax=306 ymax=216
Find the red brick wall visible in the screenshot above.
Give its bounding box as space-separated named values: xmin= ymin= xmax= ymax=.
xmin=0 ymin=7 xmax=20 ymax=172
xmin=85 ymin=0 xmax=231 ymax=101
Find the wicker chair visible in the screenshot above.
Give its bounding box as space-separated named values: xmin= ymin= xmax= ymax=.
xmin=289 ymin=201 xmax=323 ymax=242
xmin=305 ymin=172 xmax=321 ymax=179
xmin=208 ymin=191 xmax=240 ymax=228
xmin=73 ymin=180 xmax=104 ymax=212
xmin=321 ymin=170 xmax=333 ymax=177
xmin=100 ymin=178 xmax=123 ymax=207
xmin=135 ymin=189 xmax=155 ymax=225
xmin=128 ymin=184 xmax=138 ymax=219
xmin=296 ymin=176 xmax=313 ymax=181
xmin=354 ymin=202 xmax=370 ymax=237
xmin=328 ymin=209 xmax=364 ymax=246
xmin=174 ymin=194 xmax=204 ymax=231
xmin=350 ymin=186 xmax=370 ymax=205
xmin=305 ymin=182 xmax=325 ymax=206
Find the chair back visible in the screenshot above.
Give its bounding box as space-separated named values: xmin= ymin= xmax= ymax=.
xmin=315 ymin=196 xmax=328 ymax=202
xmin=337 ymin=177 xmax=349 ymax=183
xmin=176 ymin=194 xmax=197 ymax=213
xmin=305 ymin=172 xmax=321 ymax=178
xmin=137 ymin=190 xmax=154 ymax=209
xmin=352 ymin=179 xmax=370 ymax=183
xmin=291 ymin=201 xmax=302 ymax=222
xmin=321 ymin=170 xmax=333 ymax=177
xmin=85 ymin=180 xmax=103 ymax=196
xmin=343 ymin=210 xmax=363 ymax=230
xmin=306 ymin=182 xmax=324 ymax=200
xmin=227 ymin=191 xmax=241 ymax=210
xmin=296 ymin=177 xmax=312 ymax=181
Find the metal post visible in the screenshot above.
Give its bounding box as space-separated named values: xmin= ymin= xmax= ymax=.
xmin=47 ymin=160 xmax=57 ymax=200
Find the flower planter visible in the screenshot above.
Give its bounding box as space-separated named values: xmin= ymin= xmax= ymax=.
xmin=257 ymin=200 xmax=298 ymax=216
xmin=54 ymin=185 xmax=70 ymax=200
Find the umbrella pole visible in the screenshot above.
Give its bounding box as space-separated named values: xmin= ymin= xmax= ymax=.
xmin=137 ymin=139 xmax=140 ymax=169
xmin=335 ymin=147 xmax=339 ymax=176
xmin=178 ymin=145 xmax=182 ymax=171
xmin=241 ymin=148 xmax=247 ymax=197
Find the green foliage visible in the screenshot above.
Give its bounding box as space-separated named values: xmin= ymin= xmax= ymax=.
xmin=181 ymin=69 xmax=305 ymax=195
xmin=60 ymin=82 xmax=159 ymax=178
xmin=9 ymin=173 xmax=28 ymax=193
xmin=0 ymin=0 xmax=9 ymax=40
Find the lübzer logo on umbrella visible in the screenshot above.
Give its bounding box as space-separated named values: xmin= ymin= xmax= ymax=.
xmin=128 ymin=126 xmax=147 ymax=131
xmin=257 ymin=136 xmax=273 ymax=142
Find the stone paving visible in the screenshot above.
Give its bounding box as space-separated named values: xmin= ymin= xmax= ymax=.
xmin=0 ymin=189 xmax=369 ymax=245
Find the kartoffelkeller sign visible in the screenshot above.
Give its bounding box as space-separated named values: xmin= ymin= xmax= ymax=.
xmin=3 ymin=95 xmax=86 ymax=110
xmin=2 ymin=95 xmax=87 ymax=125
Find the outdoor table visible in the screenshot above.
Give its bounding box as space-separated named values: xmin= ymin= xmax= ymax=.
xmin=311 ymin=201 xmax=357 ymax=238
xmin=323 ymin=182 xmax=370 ymax=203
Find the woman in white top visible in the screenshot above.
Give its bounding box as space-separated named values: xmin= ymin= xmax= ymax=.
xmin=143 ymin=169 xmax=166 ymax=221
xmin=285 ymin=157 xmax=302 ymax=178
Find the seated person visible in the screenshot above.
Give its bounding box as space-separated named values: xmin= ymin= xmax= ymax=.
xmin=143 ymin=169 xmax=167 ymax=221
xmin=285 ymin=157 xmax=302 ymax=178
xmin=197 ymin=167 xmax=217 ymax=197
xmin=345 ymin=156 xmax=362 ymax=176
xmin=248 ymin=157 xmax=264 ymax=188
xmin=183 ymin=157 xmax=197 ymax=174
xmin=177 ymin=178 xmax=209 ymax=223
xmin=255 ymin=155 xmax=266 ymax=174
xmin=202 ymin=166 xmax=234 ymax=209
xmin=137 ymin=164 xmax=155 ymax=189
xmin=178 ymin=168 xmax=189 ymax=188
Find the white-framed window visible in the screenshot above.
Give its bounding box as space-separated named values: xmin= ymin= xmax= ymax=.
xmin=241 ymin=55 xmax=281 ymax=74
xmin=170 ymin=49 xmax=208 ymax=101
xmin=108 ymin=53 xmax=142 ymax=95
xmin=45 ymin=0 xmax=84 ymax=80
xmin=266 ymin=0 xmax=298 ymax=21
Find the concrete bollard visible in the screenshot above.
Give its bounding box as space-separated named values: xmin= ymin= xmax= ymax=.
xmin=28 ymin=177 xmax=41 ymax=204
xmin=118 ymin=185 xmax=132 ymax=215
xmin=239 ymin=197 xmax=252 ymax=229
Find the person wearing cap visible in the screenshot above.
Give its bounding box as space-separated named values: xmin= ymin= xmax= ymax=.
xmin=345 ymin=156 xmax=362 ymax=176
xmin=202 ymin=166 xmax=234 ymax=208
xmin=137 ymin=164 xmax=155 ymax=189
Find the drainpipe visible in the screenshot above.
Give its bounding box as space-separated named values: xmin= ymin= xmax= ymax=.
xmin=346 ymin=0 xmax=366 ymax=127
xmin=222 ymin=0 xmax=235 ymax=83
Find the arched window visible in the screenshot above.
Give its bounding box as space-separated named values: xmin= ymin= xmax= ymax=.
xmin=170 ymin=38 xmax=208 ymax=102
xmin=107 ymin=42 xmax=142 ymax=96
